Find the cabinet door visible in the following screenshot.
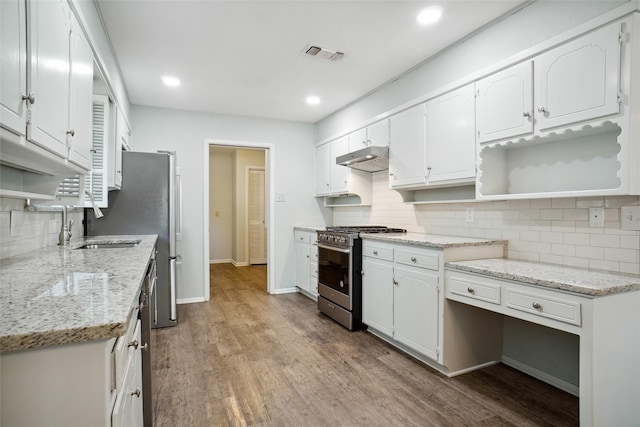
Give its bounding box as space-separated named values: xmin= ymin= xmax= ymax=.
xmin=362 ymin=257 xmax=394 ymax=336
xmin=330 ymin=136 xmax=350 ymax=193
xmin=367 ymin=119 xmax=390 ymax=147
xmin=295 ymin=242 xmax=311 ymax=292
xmin=394 ymin=265 xmax=439 ymax=360
xmin=426 ymin=84 xmax=476 ymax=184
xmin=348 ymin=128 xmax=367 ymax=152
xmin=535 ymin=23 xmax=621 ymax=131
xmin=389 ymin=104 xmax=427 ymax=188
xmin=476 ymin=61 xmax=533 ymax=143
xmin=0 ymin=0 xmax=27 ymax=137
xmin=314 ymin=143 xmax=331 ymax=195
xmin=27 ymin=0 xmax=70 ymax=158
xmin=67 ymin=15 xmax=93 ymax=170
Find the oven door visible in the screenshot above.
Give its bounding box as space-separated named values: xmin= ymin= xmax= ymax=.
xmin=317 ymin=243 xmax=352 ymax=310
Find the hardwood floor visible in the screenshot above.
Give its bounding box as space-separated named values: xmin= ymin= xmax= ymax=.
xmin=152 ymin=263 xmax=578 ymax=426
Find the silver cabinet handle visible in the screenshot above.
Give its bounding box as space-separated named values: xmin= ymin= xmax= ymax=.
xmin=393 ymin=279 xmax=399 ymax=286
xmin=537 ymin=106 xmax=547 ymax=113
xmin=66 ymin=129 xmax=75 ymax=136
xmin=373 ymin=250 xmax=378 ymax=255
xmin=467 ymin=287 xmax=475 ymax=294
xmin=131 ymin=388 xmax=141 ymax=398
xmin=523 ymin=112 xmax=531 ymax=118
xmin=141 ymin=342 xmax=149 ymax=351
xmin=22 ymin=93 xmax=35 ymax=104
xmin=410 ymin=257 xmax=417 ymax=262
xmin=532 ymin=302 xmax=542 ymax=310
xmin=128 ymin=339 xmax=139 ymax=349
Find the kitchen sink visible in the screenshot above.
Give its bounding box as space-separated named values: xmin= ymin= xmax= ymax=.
xmin=76 ymin=240 xmax=141 ymax=249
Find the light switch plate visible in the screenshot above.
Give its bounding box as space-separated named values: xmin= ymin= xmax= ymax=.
xmin=465 ymin=207 xmax=475 ymax=223
xmin=621 ymin=206 xmax=640 ymax=230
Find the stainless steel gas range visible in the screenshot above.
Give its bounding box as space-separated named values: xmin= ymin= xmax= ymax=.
xmin=317 ymin=226 xmax=406 ymax=330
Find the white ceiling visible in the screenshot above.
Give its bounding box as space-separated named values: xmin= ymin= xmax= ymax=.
xmin=96 ymin=0 xmax=527 ymax=123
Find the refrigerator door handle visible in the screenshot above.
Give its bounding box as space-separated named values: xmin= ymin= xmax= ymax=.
xmin=158 ymin=150 xmax=177 ymax=258
xmin=169 ymin=257 xmax=177 ymax=321
xmin=176 ymin=167 xmax=183 ymax=241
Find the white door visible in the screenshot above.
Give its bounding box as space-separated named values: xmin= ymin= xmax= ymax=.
xmin=535 ymin=23 xmax=621 ymax=131
xmin=389 ymin=104 xmax=427 ymax=188
xmin=27 ymin=0 xmax=70 ymax=158
xmin=394 ymin=265 xmax=439 ymax=360
xmin=67 ymin=14 xmax=93 ymax=170
xmin=248 ymin=168 xmax=266 ymax=265
xmin=362 ymin=257 xmax=394 ymax=336
xmin=476 ymin=60 xmax=534 ymax=143
xmin=0 ymin=0 xmax=28 ymax=138
xmin=426 ymin=83 xmax=476 ymax=184
xmin=330 ymin=136 xmax=350 ymax=193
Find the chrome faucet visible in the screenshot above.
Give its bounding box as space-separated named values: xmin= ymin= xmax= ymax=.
xmin=58 ymin=205 xmax=74 ymax=246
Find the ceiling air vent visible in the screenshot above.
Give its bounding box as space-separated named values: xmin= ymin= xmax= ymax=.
xmin=304 ymin=44 xmax=344 ymax=61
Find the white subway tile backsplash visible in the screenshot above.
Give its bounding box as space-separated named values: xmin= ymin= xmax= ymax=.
xmin=333 ymin=187 xmax=640 ymax=274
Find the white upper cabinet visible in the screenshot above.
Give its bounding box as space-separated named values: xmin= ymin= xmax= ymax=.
xmin=347 ymin=120 xmax=390 ymax=152
xmin=314 ymin=142 xmax=331 ymax=195
xmin=0 ymin=0 xmax=28 ymax=139
xmin=27 ymin=0 xmax=71 ymax=159
xmin=330 ymin=136 xmax=350 ymax=193
xmin=425 ymin=83 xmax=476 ymax=185
xmin=389 ymin=104 xmax=427 ymax=189
xmin=67 ymin=14 xmax=94 ymax=170
xmin=535 ymin=23 xmax=621 ymax=131
xmin=476 ymin=61 xmax=533 ymax=143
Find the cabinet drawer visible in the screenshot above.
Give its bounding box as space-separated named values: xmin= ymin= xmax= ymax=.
xmin=447 ymin=275 xmax=501 ymax=305
xmin=113 ymin=308 xmax=139 ymax=390
xmin=506 ymin=289 xmax=582 ymax=326
xmin=363 ymin=244 xmax=393 ymax=261
xmin=395 ymin=249 xmax=439 ymax=271
xmin=295 ymin=230 xmax=313 ymax=244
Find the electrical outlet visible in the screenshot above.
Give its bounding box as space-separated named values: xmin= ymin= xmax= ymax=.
xmin=589 ymin=207 xmax=604 ymax=228
xmin=465 ymin=207 xmax=475 ymax=223
xmin=621 ymin=206 xmax=640 ymax=230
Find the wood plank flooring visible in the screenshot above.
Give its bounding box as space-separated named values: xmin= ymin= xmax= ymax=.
xmin=152 ymin=263 xmax=578 ymax=426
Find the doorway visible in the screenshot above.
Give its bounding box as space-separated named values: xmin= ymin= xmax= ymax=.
xmin=203 ymin=140 xmax=275 ymax=301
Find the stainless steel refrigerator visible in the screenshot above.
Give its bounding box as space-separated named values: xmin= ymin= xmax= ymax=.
xmin=86 ymin=150 xmax=179 ymax=329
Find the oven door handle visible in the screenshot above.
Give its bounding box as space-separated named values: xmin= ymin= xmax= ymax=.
xmin=317 ymin=243 xmax=351 ymax=254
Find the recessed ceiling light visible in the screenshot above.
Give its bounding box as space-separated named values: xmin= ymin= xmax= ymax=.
xmin=306 ymin=96 xmax=321 ymax=105
xmin=161 ymin=76 xmax=181 ymax=87
xmin=417 ymin=6 xmax=442 ymax=25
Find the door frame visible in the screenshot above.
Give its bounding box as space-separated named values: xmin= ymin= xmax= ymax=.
xmin=203 ymin=139 xmax=275 ymax=300
xmin=246 ymin=165 xmax=266 ymax=265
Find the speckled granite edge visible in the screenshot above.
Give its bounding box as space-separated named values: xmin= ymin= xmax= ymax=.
xmin=361 ymin=232 xmax=508 ymax=249
xmin=294 ymin=225 xmax=325 ymax=232
xmin=445 ymin=259 xmax=640 ymax=297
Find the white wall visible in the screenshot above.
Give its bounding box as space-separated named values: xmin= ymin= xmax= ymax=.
xmin=131 ymin=105 xmax=329 ymax=301
xmin=317 ymin=1 xmax=628 ymax=140
xmin=209 ymin=148 xmax=233 ymax=262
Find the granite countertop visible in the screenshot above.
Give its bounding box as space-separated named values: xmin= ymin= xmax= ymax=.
xmin=445 ymin=258 xmax=640 ymax=297
xmin=294 ymin=225 xmax=326 ymax=232
xmin=361 ymin=232 xmax=507 ymax=249
xmin=0 ymin=235 xmax=157 ymax=353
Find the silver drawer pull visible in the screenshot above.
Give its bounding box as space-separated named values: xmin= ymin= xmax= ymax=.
xmin=467 ymin=287 xmax=475 ymax=294
xmin=532 ymin=302 xmax=542 ymax=310
xmin=373 ymin=250 xmax=378 ymax=255
xmin=131 ymin=388 xmax=141 ymax=398
xmin=393 ymin=279 xmax=399 ymax=286
xmin=128 ymin=339 xmax=139 ymax=349
xmin=411 ymin=257 xmax=417 ymax=262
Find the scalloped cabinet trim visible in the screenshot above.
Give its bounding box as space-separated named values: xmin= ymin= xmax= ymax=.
xmin=476 ymin=16 xmax=639 ymax=200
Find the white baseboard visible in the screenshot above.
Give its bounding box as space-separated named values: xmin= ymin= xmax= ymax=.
xmin=502 ymin=356 xmax=579 ymax=396
xmin=177 ymin=297 xmax=206 ymax=304
xmin=446 ymin=360 xmax=500 ymax=378
xmin=232 ymin=260 xmax=249 ymax=267
xmin=210 ymin=259 xmax=232 ymax=264
xmin=273 ymin=287 xmax=298 ymax=295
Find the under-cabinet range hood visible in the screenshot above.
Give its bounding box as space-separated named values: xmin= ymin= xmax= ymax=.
xmin=336 ymin=146 xmax=389 ymax=173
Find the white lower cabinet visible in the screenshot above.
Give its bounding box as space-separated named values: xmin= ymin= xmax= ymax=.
xmin=0 ymin=307 xmax=144 ymax=427
xmin=294 ymin=229 xmax=318 ymax=298
xmin=362 ymin=241 xmax=440 ymax=361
